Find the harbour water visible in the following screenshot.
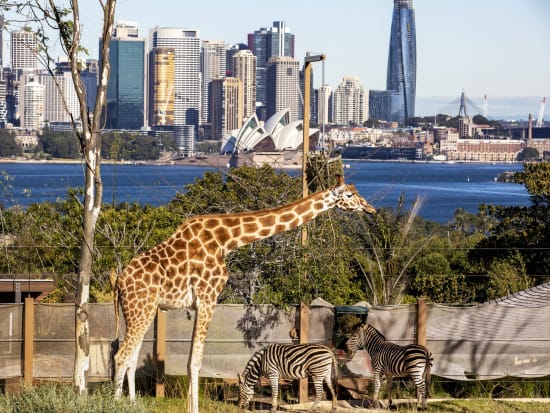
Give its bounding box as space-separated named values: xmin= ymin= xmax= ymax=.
xmin=0 ymin=161 xmax=529 ymax=223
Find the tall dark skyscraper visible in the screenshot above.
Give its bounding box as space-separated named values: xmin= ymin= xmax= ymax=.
xmin=248 ymin=21 xmax=295 ymax=120
xmin=101 ymin=22 xmax=145 ymax=130
xmin=386 ymin=0 xmax=416 ymax=124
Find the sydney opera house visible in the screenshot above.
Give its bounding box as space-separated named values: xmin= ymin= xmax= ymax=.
xmin=220 ymin=108 xmax=319 ymax=155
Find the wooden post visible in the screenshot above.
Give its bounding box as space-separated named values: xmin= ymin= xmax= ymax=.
xmin=23 ymin=297 xmax=34 ymax=386
xmin=416 ymin=297 xmax=427 ymax=347
xmin=155 ymin=308 xmax=166 ymax=398
xmin=299 ymin=302 xmax=310 ymax=404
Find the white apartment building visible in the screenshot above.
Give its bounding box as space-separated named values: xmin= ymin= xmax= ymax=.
xmin=332 ymin=76 xmax=368 ymax=126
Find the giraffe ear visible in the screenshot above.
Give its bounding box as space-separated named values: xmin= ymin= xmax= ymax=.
xmin=335 ymin=174 xmax=345 ymax=186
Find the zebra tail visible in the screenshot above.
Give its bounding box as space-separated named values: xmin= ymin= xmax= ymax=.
xmin=424 ymin=352 xmax=433 ymax=398
xmin=331 ymin=352 xmax=339 ymax=395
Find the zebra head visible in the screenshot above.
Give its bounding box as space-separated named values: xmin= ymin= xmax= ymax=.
xmin=238 ymin=348 xmax=264 ymax=408
xmin=237 ymin=372 xmax=254 ymax=409
xmin=345 ymin=322 xmax=383 ymax=359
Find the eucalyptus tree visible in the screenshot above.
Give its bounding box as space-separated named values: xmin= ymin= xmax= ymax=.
xmin=5 ymin=0 xmax=117 ymax=395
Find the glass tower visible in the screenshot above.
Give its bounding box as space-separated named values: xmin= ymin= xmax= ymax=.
xmin=101 ymin=22 xmax=145 ymax=130
xmin=248 ymin=21 xmax=295 ymax=119
xmin=386 ymin=0 xmax=416 ymax=124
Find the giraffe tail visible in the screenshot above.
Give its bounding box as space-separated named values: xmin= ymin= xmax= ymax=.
xmin=109 ymin=269 xmax=120 ymax=342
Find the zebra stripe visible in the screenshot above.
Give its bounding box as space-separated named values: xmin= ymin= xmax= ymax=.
xmin=345 ymin=322 xmax=433 ymax=410
xmin=238 ymin=343 xmax=338 ymax=413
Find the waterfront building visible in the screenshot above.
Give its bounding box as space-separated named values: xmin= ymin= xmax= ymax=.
xmin=11 ymin=30 xmax=38 ymax=71
xmin=22 ymin=79 xmax=44 ymax=131
xmin=0 ymin=79 xmax=7 ymax=127
xmin=101 ymin=21 xmax=146 ymax=130
xmin=318 ymin=84 xmax=332 ymax=126
xmin=369 ymin=89 xmax=401 ymax=122
xmin=220 ymin=108 xmax=318 ymax=154
xmin=149 ymin=47 xmax=175 ymax=127
xmin=452 ymin=138 xmax=523 ymax=162
xmin=200 ymin=40 xmax=226 ymax=127
xmin=248 ymin=21 xmax=295 ymax=118
xmin=209 ymin=77 xmax=243 ymax=140
xmin=0 ymin=15 xmax=4 ymax=68
xmin=386 ymin=0 xmax=416 ymax=123
xmin=332 ymin=76 xmax=368 ymax=126
xmin=40 ymin=66 xmax=79 ymax=124
xmin=266 ymin=56 xmax=301 ymax=122
xmin=150 ymin=27 xmax=200 ymax=151
xmin=82 ymin=59 xmax=98 ymax=114
xmin=232 ymin=49 xmax=257 ymax=119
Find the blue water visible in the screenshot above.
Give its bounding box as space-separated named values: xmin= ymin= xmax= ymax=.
xmin=0 ymin=161 xmax=529 ymax=223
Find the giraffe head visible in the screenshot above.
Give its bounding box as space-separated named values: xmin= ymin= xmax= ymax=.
xmin=332 ymin=175 xmax=376 ymax=214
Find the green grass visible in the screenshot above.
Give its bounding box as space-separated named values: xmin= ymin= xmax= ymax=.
xmin=0 ymin=382 xmax=548 ymax=413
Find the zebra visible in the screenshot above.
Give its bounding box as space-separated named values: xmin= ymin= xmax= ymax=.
xmin=345 ymin=322 xmax=433 ymax=410
xmin=238 ymin=343 xmax=338 ymax=413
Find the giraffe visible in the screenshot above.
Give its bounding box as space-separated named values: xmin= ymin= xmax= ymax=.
xmin=112 ymin=175 xmax=376 ymax=413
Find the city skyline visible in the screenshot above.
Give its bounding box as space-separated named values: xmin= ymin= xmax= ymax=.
xmin=68 ymin=0 xmax=549 ymax=119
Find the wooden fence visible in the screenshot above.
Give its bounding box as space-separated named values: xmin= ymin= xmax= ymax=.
xmin=2 ymin=297 xmax=549 ymax=400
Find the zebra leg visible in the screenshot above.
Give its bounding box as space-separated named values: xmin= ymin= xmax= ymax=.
xmin=310 ymin=376 xmax=324 ymax=412
xmin=323 ymin=374 xmax=338 ymax=413
xmin=268 ymin=373 xmax=279 ymax=413
xmin=372 ymin=370 xmax=385 ymax=409
xmin=386 ymin=376 xmax=393 ymax=409
xmin=413 ymin=372 xmax=428 ymax=410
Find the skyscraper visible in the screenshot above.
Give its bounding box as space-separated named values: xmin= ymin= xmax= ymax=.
xmin=332 ymin=77 xmax=368 ymax=125
xmin=23 ymin=78 xmax=44 ymax=130
xmin=209 ymin=77 xmax=242 ymax=140
xmin=11 ymin=30 xmax=38 ymax=71
xmin=266 ymin=56 xmax=300 ymax=122
xmin=101 ymin=21 xmax=145 ymax=130
xmin=318 ymin=84 xmax=332 ymax=126
xmin=40 ymin=63 xmax=79 ymax=124
xmin=150 ymin=27 xmax=201 ymax=134
xmin=200 ymin=40 xmax=226 ymax=126
xmin=149 ymin=47 xmax=175 ymax=127
xmin=232 ymin=49 xmax=256 ymax=119
xmin=386 ymin=0 xmax=416 ymax=124
xmin=248 ymin=21 xmax=295 ymax=118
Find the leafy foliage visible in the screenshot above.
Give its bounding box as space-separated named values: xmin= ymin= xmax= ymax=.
xmin=2 ymin=161 xmax=549 ymax=306
xmin=0 ymin=129 xmax=22 ymax=157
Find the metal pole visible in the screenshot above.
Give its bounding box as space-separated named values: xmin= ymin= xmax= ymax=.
xmin=301 ymin=53 xmax=325 ymax=246
xmin=301 ymin=60 xmax=312 ymax=246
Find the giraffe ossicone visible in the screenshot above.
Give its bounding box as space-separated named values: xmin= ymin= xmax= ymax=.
xmin=112 ymin=174 xmax=375 ymax=413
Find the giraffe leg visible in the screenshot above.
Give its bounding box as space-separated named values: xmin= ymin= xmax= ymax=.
xmin=187 ymin=302 xmax=215 ymax=413
xmin=114 ymin=299 xmax=156 ymax=400
xmin=114 ymin=329 xmax=147 ymax=400
xmin=126 ymin=342 xmax=143 ymax=400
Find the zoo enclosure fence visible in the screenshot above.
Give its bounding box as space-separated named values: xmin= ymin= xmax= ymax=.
xmin=0 ymin=297 xmax=549 ymax=399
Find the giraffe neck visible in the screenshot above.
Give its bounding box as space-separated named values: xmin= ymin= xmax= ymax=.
xmin=221 ymin=188 xmax=335 ymax=251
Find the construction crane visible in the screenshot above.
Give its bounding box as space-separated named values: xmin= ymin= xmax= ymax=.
xmin=536 ymin=97 xmax=546 ymax=128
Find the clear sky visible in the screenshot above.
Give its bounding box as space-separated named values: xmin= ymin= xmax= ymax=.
xmin=22 ymin=0 xmax=550 ymax=118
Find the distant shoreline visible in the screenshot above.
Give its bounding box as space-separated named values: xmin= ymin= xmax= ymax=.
xmin=0 ymin=155 xmax=524 ymax=168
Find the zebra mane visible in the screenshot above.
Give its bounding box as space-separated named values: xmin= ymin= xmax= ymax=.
xmin=364 ymin=323 xmax=386 ymax=342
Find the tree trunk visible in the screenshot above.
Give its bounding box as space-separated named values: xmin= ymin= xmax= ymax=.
xmin=74 ymin=142 xmax=103 ymax=394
